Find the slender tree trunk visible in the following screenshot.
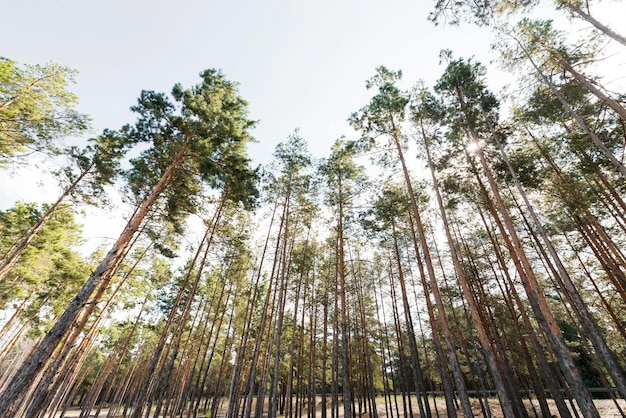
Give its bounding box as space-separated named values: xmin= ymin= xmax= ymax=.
xmin=321 ymin=270 xmax=329 ymax=418
xmin=563 ymin=1 xmax=626 ymax=46
xmin=331 ymin=268 xmax=339 ymax=418
xmin=208 ymin=291 xmax=239 ymax=418
xmin=390 ymin=124 xmax=471 ymax=418
xmin=388 ymin=276 xmax=412 ymax=418
xmin=0 ymin=295 xmax=50 ymax=370
xmin=0 ymin=293 xmax=30 ymax=344
xmin=227 ymin=201 xmax=279 ymax=418
xmin=0 ymin=146 xmax=187 ymax=417
xmin=243 ymin=193 xmax=288 ymax=418
xmin=158 ymin=286 xmax=211 ymax=417
xmin=285 ymin=244 xmax=306 ymax=418
xmin=269 ymin=187 xmax=295 ymax=418
xmin=89 ymin=294 xmax=149 ymax=418
xmin=472 ymin=155 xmax=600 ymax=418
xmin=0 ymin=161 xmax=94 ymax=282
xmin=131 ymin=193 xmax=222 ymax=418
xmin=185 ymin=291 xmax=219 ymax=417
xmin=420 ymin=126 xmax=517 ymax=417
xmin=475 ymin=206 xmax=574 ymax=418
xmin=197 ymin=282 xmax=233 ymax=416
xmin=354 ymin=266 xmax=377 ymax=418
xmin=494 ymin=134 xmax=626 ymax=398
xmin=389 ymin=222 xmax=432 ymax=418
xmin=511 ymin=32 xmax=626 ymax=177
xmin=336 ymin=175 xmax=352 ymax=418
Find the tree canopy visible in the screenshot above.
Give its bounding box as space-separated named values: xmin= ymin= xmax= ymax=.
xmin=0 ymin=57 xmax=90 ymax=164
xmin=0 ymin=2 xmax=625 ymax=416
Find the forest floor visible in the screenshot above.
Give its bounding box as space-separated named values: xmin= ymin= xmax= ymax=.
xmin=425 ymin=397 xmax=626 ymax=417
xmin=302 ymin=397 xmax=625 ymax=418
xmin=57 ymin=396 xmax=626 ymax=417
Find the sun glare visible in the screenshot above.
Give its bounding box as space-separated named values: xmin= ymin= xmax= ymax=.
xmin=466 ymin=140 xmax=484 ymax=153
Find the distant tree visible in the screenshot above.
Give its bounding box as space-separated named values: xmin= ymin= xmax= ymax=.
xmin=350 ymin=66 xmax=470 ymax=418
xmin=319 ymin=138 xmax=365 ymax=418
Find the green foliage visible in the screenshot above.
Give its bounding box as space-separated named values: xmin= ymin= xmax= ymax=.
xmin=434 ymin=52 xmax=500 ymax=143
xmin=429 ymin=0 xmax=493 ymax=25
xmin=0 ymin=202 xmax=91 ymax=335
xmin=121 ymin=69 xmax=259 ymax=234
xmin=265 ymin=132 xmax=314 ymax=202
xmin=0 ymin=57 xmax=90 ymax=165
xmin=349 ymin=66 xmax=410 ymax=167
xmin=60 ymin=129 xmax=131 ymax=206
xmin=359 ymin=182 xmax=412 ymax=237
xmin=319 ymin=137 xmax=368 ymax=209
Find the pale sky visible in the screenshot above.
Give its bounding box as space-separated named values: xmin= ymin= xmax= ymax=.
xmin=1 ymin=0 xmax=624 ymax=249
xmin=1 ymin=0 xmax=501 ymax=163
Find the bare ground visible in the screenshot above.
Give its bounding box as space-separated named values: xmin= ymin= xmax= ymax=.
xmin=56 ymin=396 xmax=626 ymax=417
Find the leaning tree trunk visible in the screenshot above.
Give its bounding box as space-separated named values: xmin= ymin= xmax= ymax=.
xmin=0 ymin=146 xmax=187 ymax=417
xmin=475 ymin=205 xmax=574 ymax=418
xmin=511 ymin=33 xmax=626 ymax=178
xmin=494 ymin=133 xmax=626 ymax=399
xmin=562 ymin=1 xmax=626 ymax=46
xmin=0 ymin=160 xmax=95 ymax=282
xmin=131 ymin=196 xmax=223 ymax=418
xmin=28 ymin=237 xmax=152 ymax=418
xmin=472 ymin=150 xmax=600 ymax=418
xmin=390 ymin=123 xmax=472 ymax=418
xmin=420 ymin=126 xmax=518 ymax=418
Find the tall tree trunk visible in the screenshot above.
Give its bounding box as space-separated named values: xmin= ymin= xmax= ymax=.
xmin=243 ymin=193 xmax=288 ymax=418
xmin=472 ymin=153 xmax=600 ymax=418
xmin=227 ymin=201 xmax=279 ymax=418
xmin=185 ymin=289 xmax=220 ymax=417
xmin=390 ymin=123 xmax=471 ymax=418
xmin=389 ymin=221 xmax=432 ymax=418
xmin=475 ymin=206 xmax=574 ymax=418
xmin=321 ymin=269 xmax=329 ymax=418
xmin=285 ymin=241 xmax=306 ymax=418
xmin=0 ymin=146 xmax=187 ymax=417
xmin=131 ymin=193 xmax=223 ymax=418
xmin=354 ymin=262 xmax=377 ymax=418
xmin=336 ymin=175 xmax=352 ymax=418
xmin=388 ymin=274 xmax=412 ymax=418
xmin=494 ymin=134 xmax=626 ymax=398
xmin=420 ymin=126 xmax=517 ymax=417
xmin=269 ymin=187 xmax=295 ymax=418
xmin=89 ymin=294 xmax=149 ymax=418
